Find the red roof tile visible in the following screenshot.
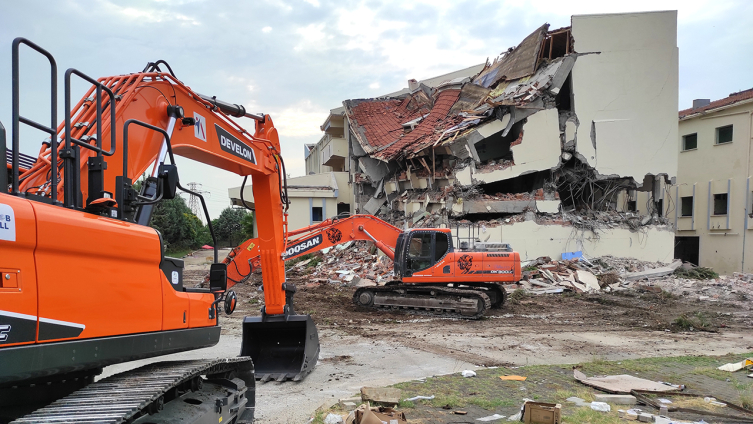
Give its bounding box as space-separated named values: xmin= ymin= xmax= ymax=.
xmin=347 ymin=89 xmax=462 ymax=161
xmin=679 ymin=88 xmax=753 ymax=119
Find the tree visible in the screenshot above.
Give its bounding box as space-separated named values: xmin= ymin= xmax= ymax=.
xmin=214 ymin=207 xmax=248 ymax=247
xmin=241 ymin=212 xmax=255 ymax=239
xmin=150 ymin=196 xmax=203 ymax=252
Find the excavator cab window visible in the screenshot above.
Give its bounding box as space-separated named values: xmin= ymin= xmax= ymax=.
xmin=434 ymin=232 xmax=449 ymax=262
xmin=407 ymin=233 xmax=433 ymax=273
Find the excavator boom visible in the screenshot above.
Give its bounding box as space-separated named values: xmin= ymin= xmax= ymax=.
xmin=219 ymin=214 xmax=402 ymax=288
xmin=1 ymin=37 xmax=318 ymax=422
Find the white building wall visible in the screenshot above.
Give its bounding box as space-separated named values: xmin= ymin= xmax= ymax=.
xmin=571 ymin=11 xmax=678 ymax=184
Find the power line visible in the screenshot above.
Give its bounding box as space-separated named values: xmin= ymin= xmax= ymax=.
xmin=185 ymin=182 xmax=209 ymax=222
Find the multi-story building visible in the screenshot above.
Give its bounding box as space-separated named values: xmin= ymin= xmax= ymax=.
xmin=674 ymin=88 xmax=753 ymax=273
xmin=232 ymin=11 xmax=681 ymax=263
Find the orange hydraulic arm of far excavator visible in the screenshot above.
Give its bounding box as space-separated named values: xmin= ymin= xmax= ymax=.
xmin=16 ymin=67 xmax=292 ymax=316
xmin=219 ymin=214 xmax=402 ymax=287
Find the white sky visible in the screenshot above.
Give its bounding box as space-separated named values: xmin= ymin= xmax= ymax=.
xmin=1 ymin=0 xmax=750 ymax=218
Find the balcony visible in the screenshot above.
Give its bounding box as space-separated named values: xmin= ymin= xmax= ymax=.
xmin=321 ymin=134 xmax=347 ymax=168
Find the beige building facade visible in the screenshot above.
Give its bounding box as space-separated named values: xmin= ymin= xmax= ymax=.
xmin=673 ymin=89 xmax=753 ymax=274
xmin=228 ymin=172 xmax=352 ymax=232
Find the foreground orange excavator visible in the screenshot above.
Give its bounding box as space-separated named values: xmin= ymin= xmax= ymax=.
xmin=0 ymin=38 xmax=318 ymax=423
xmin=218 ymin=214 xmax=522 ymax=319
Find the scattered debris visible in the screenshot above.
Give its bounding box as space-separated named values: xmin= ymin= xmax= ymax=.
xmin=522 ymin=401 xmax=561 ymax=424
xmin=477 ymin=414 xmax=506 ymax=421
xmin=403 ymin=395 xmax=434 ymax=402
xmin=454 ymin=410 xmax=468 ymax=415
xmin=590 ymin=402 xmax=611 ymax=412
xmin=574 ymin=369 xmax=681 ymax=394
xmin=631 ymin=390 xmax=753 ymax=423
xmin=499 ymin=375 xmax=527 ymax=381
xmin=360 ymin=387 xmax=402 ymax=406
xmin=462 ymin=370 xmax=477 ymax=378
xmin=717 ymin=358 xmax=753 ymax=372
xmin=349 ymin=404 xmax=407 ymax=424
xmin=324 ymin=413 xmax=345 ymax=424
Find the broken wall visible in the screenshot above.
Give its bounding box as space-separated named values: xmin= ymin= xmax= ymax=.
xmin=454 ymin=221 xmax=675 ymax=263
xmin=570 ymin=11 xmax=678 ymax=184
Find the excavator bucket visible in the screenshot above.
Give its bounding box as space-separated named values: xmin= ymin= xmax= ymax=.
xmin=240 ymin=314 xmax=320 ymax=382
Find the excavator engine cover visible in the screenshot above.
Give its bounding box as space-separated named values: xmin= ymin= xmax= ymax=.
xmin=240 ymin=314 xmax=319 ymax=382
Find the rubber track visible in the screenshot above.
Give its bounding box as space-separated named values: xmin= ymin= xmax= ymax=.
xmin=11 ymin=357 xmax=251 ymax=424
xmin=353 ymin=284 xmax=491 ymax=320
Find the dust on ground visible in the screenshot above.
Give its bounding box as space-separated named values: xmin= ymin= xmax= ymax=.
xmin=182 ymin=247 xmax=753 ymax=369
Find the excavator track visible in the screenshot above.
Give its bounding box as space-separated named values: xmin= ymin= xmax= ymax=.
xmin=353 ymin=284 xmax=492 ymax=320
xmin=10 ymin=357 xmax=254 ymax=424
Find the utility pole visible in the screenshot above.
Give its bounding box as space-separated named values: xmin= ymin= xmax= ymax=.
xmin=186 ymin=182 xmax=209 ymax=222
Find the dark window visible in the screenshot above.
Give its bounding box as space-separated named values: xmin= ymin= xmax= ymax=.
xmin=627 ymin=201 xmax=637 ymax=212
xmin=681 ymin=196 xmax=693 ymax=217
xmin=434 ymin=232 xmax=449 ymax=262
xmin=311 ymin=206 xmax=323 ymax=222
xmin=656 ymin=199 xmax=663 ymax=216
xmin=407 ymin=233 xmax=432 ymax=273
xmin=337 ymin=202 xmax=350 ymax=216
xmin=713 ymin=193 xmax=728 ymax=215
xmin=682 ymin=133 xmax=697 ymax=151
xmin=716 ymin=125 xmax=733 ymax=144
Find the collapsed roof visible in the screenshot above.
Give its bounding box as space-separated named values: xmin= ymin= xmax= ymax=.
xmin=344 ymin=24 xmax=576 ymax=163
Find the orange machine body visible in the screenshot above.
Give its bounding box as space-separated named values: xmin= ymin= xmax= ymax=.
xmin=0 ymin=193 xmax=215 ymax=348
xmin=220 ymin=215 xmax=521 ymax=288
xmin=1 ymin=58 xmax=293 ymax=385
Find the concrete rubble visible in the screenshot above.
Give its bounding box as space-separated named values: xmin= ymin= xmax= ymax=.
xmin=285 ymin=240 xmax=753 ymax=315
xmin=329 ymin=15 xmax=678 ymax=263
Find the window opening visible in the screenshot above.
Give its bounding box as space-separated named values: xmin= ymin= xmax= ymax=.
xmin=716 ymin=125 xmax=733 ymax=144
xmin=682 ymin=133 xmax=697 ymax=151
xmin=312 ymin=206 xmax=323 ymax=222
xmin=681 ymin=196 xmax=693 ymax=217
xmin=434 ymin=232 xmax=449 ymax=262
xmin=713 ymin=193 xmax=728 ymax=215
xmin=407 ymin=233 xmax=433 ymax=273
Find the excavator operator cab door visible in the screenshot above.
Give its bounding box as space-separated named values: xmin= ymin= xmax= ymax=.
xmin=397 ymin=231 xmax=452 ymax=278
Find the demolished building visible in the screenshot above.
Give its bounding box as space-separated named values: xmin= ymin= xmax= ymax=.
xmin=341 ymin=11 xmax=679 ymax=262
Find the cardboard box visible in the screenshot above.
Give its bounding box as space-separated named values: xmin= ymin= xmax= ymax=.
xmin=523 ymin=402 xmax=561 ymax=424
xmin=353 ymin=405 xmax=407 ymax=424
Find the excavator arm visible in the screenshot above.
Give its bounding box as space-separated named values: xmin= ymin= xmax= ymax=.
xmin=17 ymin=67 xmax=292 ymax=315
xmin=11 ymin=54 xmax=318 ymax=381
xmin=216 ymin=214 xmax=403 ymax=288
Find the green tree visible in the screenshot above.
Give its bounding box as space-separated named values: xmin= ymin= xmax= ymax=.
xmin=214 ymin=207 xmax=248 ymax=247
xmin=241 ymin=212 xmax=255 ymax=239
xmin=150 ymin=196 xmax=202 ymax=252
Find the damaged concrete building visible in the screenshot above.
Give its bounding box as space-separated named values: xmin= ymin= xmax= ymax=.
xmin=233 ymin=11 xmax=680 ymax=262
xmin=343 ymin=11 xmax=679 ymax=262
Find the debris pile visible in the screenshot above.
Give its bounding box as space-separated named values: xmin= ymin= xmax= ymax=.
xmin=288 ymin=241 xmax=395 ymax=287
xmin=518 ymin=254 xmax=753 ymax=308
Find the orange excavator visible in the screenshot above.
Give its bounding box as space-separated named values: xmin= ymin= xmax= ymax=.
xmin=0 ymin=38 xmax=318 ymax=423
xmin=218 ymin=214 xmax=521 ymax=319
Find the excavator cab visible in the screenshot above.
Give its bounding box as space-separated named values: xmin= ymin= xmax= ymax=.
xmin=393 ymin=229 xmax=452 ymax=278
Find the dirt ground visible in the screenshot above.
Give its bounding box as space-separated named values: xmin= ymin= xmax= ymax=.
xmin=183 ymin=249 xmax=752 ymax=365
xmin=180 ymin=249 xmax=753 ymax=422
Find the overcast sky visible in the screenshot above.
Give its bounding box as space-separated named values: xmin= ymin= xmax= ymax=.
xmin=1 ymin=0 xmax=750 ymax=219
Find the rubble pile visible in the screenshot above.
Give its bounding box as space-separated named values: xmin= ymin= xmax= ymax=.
xmin=284 ymin=240 xmax=751 ymax=309
xmin=287 ymin=241 xmax=395 ymax=287
xmin=519 ymin=255 xmax=753 ymax=308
